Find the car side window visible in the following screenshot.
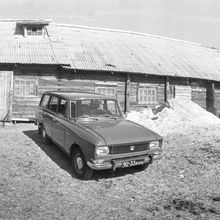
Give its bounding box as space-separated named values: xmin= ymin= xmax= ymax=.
xmin=40 ymin=94 xmax=50 ymax=108
xmin=58 ymin=98 xmax=68 ymax=117
xmin=48 ymin=96 xmax=59 ymax=113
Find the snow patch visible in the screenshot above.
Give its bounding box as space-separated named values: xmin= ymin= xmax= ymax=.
xmin=126 ymin=99 xmax=220 ymax=135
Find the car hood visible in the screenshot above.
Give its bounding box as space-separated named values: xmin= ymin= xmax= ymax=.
xmin=78 ymin=119 xmax=161 ymax=145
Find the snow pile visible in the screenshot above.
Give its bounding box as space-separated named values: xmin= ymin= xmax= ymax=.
xmin=126 ymin=99 xmax=220 ymax=135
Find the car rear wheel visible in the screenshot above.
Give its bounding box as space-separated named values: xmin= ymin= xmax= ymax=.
xmin=38 ymin=124 xmax=42 ymax=135
xmin=41 ymin=125 xmax=50 ymax=145
xmin=71 ymin=148 xmax=93 ymax=180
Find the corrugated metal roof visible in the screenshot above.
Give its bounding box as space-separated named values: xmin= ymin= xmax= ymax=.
xmin=16 ymin=19 xmax=51 ymax=25
xmin=0 ymin=21 xmax=69 ymax=65
xmin=1 ymin=20 xmax=220 ymax=82
xmin=51 ymin=24 xmax=220 ymax=82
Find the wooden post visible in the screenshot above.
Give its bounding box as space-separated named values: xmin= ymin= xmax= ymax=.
xmin=164 ymin=76 xmax=169 ymax=102
xmin=124 ymin=74 xmax=130 ymax=113
xmin=207 ymin=81 xmax=216 ymax=115
xmin=211 ymin=81 xmax=216 ymax=115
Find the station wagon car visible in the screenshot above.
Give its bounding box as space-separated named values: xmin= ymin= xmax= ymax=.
xmin=35 ymin=91 xmax=163 ymax=179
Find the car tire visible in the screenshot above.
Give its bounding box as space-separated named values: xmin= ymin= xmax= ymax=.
xmin=38 ymin=124 xmax=42 ymax=135
xmin=41 ymin=125 xmax=50 ymax=145
xmin=71 ymin=148 xmax=93 ymax=180
xmin=132 ymin=162 xmax=151 ymax=171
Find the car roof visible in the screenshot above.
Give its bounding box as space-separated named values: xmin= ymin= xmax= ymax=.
xmin=44 ymin=91 xmax=116 ymax=100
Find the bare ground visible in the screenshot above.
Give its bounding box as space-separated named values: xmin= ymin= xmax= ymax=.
xmin=0 ymin=123 xmax=220 ymax=219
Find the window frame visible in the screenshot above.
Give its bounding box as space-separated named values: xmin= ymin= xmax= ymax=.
xmin=24 ymin=26 xmax=44 ymax=36
xmin=95 ymin=82 xmax=117 ymax=97
xmin=138 ymin=87 xmax=157 ymax=104
xmin=14 ymin=78 xmax=38 ymax=97
xmin=27 ymin=27 xmax=42 ymax=36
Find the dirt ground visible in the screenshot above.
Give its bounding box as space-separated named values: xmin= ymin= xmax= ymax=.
xmin=0 ymin=122 xmax=220 ymax=219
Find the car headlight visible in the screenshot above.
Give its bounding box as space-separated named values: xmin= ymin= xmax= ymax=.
xmin=149 ymin=141 xmax=160 ymax=149
xmin=95 ymin=146 xmax=109 ymax=156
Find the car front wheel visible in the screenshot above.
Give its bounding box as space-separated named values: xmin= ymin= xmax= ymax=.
xmin=71 ymin=148 xmax=93 ymax=180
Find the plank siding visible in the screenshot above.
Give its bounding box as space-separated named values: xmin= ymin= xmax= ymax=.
xmin=169 ymin=77 xmax=189 ymax=86
xmin=128 ymin=75 xmax=166 ymax=111
xmin=169 ymin=77 xmax=189 ymax=101
xmin=12 ymin=70 xmax=127 ymax=119
xmin=206 ymin=81 xmax=216 ymax=114
xmin=215 ymin=82 xmax=220 ymax=117
xmin=13 ymin=68 xmax=60 ymax=118
xmin=191 ymin=79 xmax=207 ymax=110
xmin=8 ymin=67 xmax=217 ymax=120
xmin=175 ymin=86 xmax=192 ymax=101
xmin=12 ymin=97 xmax=40 ymax=118
xmin=158 ymin=86 xmax=165 ymax=103
xmin=191 ymin=87 xmax=207 ymax=109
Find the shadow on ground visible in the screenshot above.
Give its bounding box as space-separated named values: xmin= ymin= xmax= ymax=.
xmin=23 ymin=129 xmax=138 ymax=180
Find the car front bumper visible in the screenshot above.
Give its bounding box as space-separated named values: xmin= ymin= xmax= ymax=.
xmin=87 ymin=151 xmax=162 ymax=171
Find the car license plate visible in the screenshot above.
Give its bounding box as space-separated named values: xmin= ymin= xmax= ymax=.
xmin=122 ymin=160 xmax=144 ymax=168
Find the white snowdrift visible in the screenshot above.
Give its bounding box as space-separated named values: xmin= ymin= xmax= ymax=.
xmin=126 ymin=99 xmax=220 ymax=135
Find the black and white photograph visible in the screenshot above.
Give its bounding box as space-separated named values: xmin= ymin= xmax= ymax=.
xmin=0 ymin=0 xmax=220 ymax=219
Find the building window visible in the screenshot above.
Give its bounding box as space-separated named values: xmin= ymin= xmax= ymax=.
xmin=16 ymin=20 xmax=50 ymax=37
xmin=96 ymin=87 xmax=116 ymax=96
xmin=95 ymin=83 xmax=117 ymax=97
xmin=14 ymin=79 xmax=37 ymax=97
xmin=26 ymin=27 xmax=43 ymax=36
xmin=138 ymin=87 xmax=157 ymax=104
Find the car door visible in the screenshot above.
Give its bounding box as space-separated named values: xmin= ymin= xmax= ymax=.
xmin=46 ymin=95 xmax=59 ymax=139
xmin=52 ymin=98 xmax=68 ymax=149
xmin=39 ymin=94 xmax=52 ymax=137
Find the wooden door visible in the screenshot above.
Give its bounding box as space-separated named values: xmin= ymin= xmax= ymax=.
xmin=0 ymin=72 xmax=13 ymax=121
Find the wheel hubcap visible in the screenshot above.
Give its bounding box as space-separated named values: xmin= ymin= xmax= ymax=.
xmin=76 ymin=156 xmax=83 ymax=170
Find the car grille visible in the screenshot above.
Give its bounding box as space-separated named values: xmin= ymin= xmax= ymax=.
xmin=109 ymin=143 xmax=149 ymax=154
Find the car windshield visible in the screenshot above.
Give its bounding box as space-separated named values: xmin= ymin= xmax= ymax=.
xmin=70 ymin=99 xmax=123 ymax=119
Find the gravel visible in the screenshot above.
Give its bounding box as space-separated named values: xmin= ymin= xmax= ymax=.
xmin=0 ymin=121 xmax=220 ymax=219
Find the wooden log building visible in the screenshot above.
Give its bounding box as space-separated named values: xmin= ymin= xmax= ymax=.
xmin=0 ymin=19 xmax=220 ymax=122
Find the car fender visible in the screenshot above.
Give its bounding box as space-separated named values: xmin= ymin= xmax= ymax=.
xmin=63 ymin=121 xmax=105 ymax=161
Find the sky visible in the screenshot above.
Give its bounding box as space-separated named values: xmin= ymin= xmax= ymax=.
xmin=0 ymin=0 xmax=220 ymax=48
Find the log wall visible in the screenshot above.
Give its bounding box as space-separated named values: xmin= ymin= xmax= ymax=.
xmin=190 ymin=79 xmax=207 ymax=110
xmin=215 ymin=82 xmax=220 ymax=117
xmin=9 ymin=67 xmax=219 ymax=120
xmin=12 ymin=67 xmax=58 ymax=119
